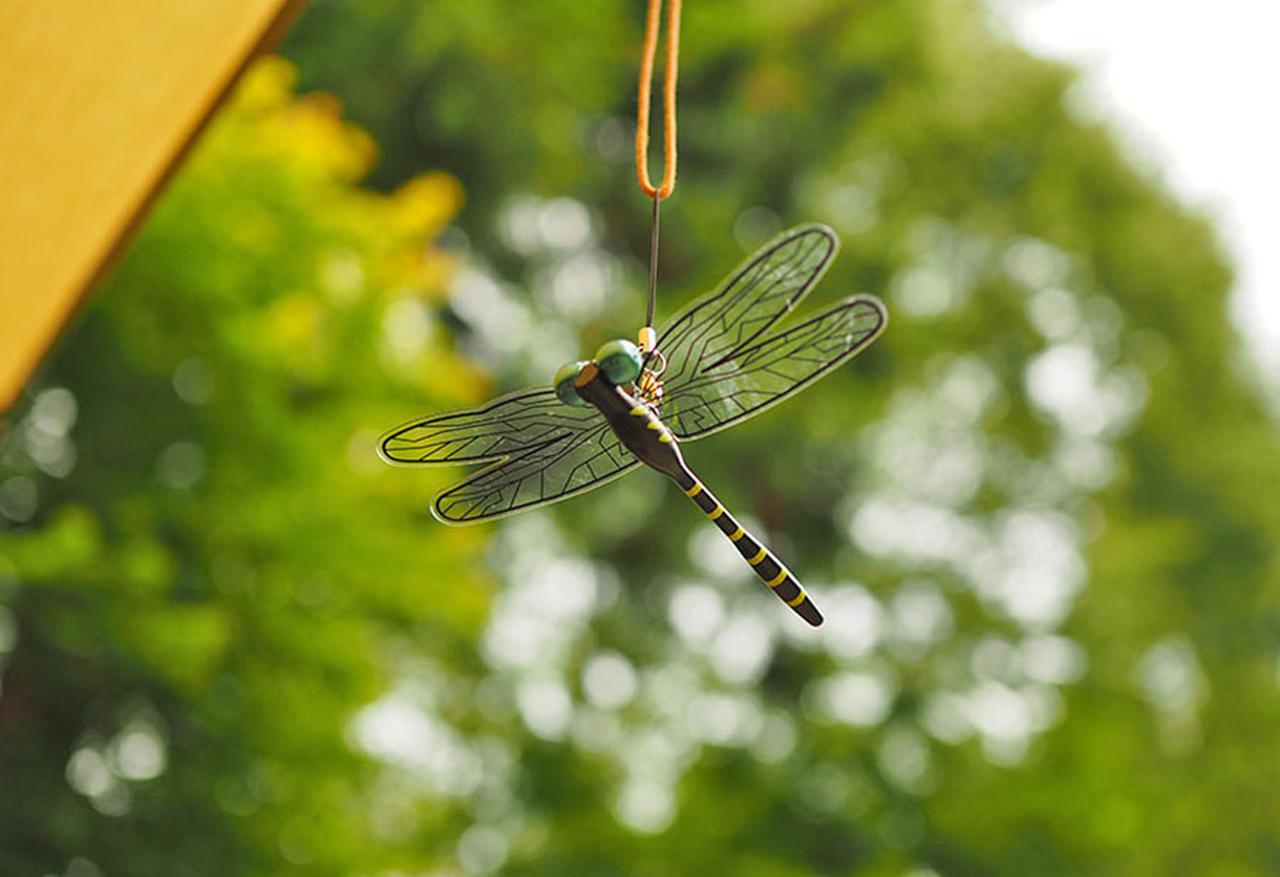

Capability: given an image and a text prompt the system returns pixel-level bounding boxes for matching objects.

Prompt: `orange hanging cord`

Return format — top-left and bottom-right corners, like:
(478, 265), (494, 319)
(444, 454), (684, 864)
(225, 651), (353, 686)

(635, 0), (681, 348)
(635, 0), (681, 201)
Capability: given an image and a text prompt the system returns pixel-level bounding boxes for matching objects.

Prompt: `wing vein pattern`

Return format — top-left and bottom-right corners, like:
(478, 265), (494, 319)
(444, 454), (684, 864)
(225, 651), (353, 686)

(379, 388), (637, 524)
(654, 224), (887, 440)
(377, 223), (887, 523)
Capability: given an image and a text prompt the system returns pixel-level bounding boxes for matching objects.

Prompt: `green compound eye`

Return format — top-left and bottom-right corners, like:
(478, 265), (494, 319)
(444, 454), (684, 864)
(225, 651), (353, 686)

(594, 338), (643, 385)
(553, 360), (592, 407)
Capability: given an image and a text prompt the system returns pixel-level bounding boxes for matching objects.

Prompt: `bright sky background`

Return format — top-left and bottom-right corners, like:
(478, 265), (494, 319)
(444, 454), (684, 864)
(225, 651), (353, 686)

(990, 0), (1280, 377)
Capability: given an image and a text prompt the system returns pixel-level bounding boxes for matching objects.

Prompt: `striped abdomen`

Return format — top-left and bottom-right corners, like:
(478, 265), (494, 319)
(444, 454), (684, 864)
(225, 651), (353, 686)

(673, 468), (823, 627)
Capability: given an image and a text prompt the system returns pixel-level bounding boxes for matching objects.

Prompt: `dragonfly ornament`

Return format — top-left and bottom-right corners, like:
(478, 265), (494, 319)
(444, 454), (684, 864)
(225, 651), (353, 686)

(379, 225), (888, 626)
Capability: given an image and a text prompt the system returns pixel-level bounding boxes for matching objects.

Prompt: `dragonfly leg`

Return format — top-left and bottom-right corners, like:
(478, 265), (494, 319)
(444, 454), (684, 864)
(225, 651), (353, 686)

(672, 466), (823, 627)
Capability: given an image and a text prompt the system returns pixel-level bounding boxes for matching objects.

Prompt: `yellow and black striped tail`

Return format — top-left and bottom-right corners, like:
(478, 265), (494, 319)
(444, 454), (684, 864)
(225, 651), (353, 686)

(673, 468), (823, 627)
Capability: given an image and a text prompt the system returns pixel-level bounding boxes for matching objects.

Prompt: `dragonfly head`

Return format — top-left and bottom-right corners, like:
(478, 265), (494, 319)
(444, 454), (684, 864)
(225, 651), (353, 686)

(553, 360), (593, 407)
(553, 339), (644, 406)
(594, 338), (644, 386)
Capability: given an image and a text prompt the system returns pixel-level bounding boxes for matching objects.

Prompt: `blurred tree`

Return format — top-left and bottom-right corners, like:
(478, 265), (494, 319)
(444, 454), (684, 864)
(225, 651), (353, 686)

(2, 0), (1278, 875)
(0, 58), (483, 874)
(285, 1), (1280, 873)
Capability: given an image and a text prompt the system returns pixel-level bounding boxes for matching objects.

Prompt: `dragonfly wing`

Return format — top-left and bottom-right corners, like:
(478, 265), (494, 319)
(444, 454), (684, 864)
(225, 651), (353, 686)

(380, 387), (639, 524)
(433, 420), (638, 524)
(380, 387), (590, 465)
(651, 224), (840, 387)
(663, 295), (887, 440)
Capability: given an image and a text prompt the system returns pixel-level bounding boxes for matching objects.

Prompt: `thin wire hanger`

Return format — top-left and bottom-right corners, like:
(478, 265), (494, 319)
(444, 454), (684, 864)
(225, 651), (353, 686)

(634, 0), (681, 355)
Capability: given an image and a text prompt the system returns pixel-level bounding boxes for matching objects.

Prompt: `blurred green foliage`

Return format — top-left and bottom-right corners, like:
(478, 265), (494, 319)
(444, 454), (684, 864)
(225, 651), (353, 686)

(3, 1), (1279, 875)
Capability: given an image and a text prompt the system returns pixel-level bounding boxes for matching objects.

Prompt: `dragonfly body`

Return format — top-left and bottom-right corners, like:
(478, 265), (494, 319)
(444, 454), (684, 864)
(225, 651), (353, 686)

(570, 361), (682, 478)
(379, 224), (887, 627)
(573, 361), (824, 625)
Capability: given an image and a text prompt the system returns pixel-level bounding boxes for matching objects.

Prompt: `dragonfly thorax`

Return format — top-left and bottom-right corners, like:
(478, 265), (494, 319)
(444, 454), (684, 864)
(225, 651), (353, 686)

(571, 362), (687, 481)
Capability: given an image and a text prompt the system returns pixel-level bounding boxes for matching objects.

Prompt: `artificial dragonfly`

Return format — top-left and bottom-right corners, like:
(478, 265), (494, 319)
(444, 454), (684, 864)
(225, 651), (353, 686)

(378, 224), (888, 626)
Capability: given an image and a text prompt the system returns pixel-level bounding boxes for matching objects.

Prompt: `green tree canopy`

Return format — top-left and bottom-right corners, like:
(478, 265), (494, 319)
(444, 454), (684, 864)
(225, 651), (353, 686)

(3, 1), (1277, 875)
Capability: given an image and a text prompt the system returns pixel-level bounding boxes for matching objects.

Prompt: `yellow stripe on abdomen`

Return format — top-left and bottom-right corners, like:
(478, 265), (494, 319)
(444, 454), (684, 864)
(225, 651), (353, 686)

(673, 469), (824, 627)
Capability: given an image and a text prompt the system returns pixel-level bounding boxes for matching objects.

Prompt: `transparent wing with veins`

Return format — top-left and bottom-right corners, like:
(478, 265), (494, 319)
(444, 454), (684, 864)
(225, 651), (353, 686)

(652, 224), (887, 439)
(379, 388), (637, 524)
(378, 223), (887, 524)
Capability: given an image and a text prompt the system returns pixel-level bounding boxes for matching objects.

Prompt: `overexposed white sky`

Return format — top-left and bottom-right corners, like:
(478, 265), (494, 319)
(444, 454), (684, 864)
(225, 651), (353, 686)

(991, 0), (1280, 375)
